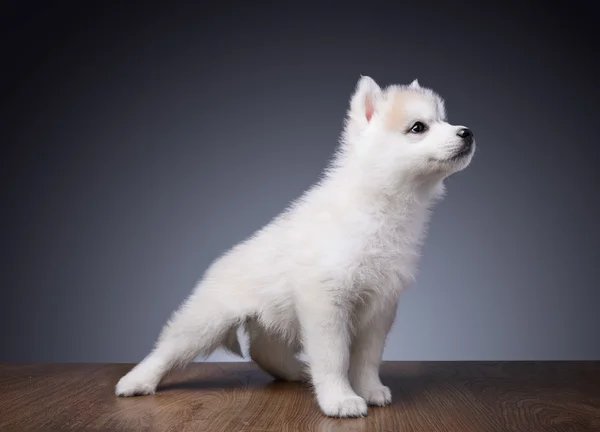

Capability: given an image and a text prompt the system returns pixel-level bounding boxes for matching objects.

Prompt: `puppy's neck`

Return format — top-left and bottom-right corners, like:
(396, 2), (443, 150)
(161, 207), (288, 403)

(323, 159), (443, 216)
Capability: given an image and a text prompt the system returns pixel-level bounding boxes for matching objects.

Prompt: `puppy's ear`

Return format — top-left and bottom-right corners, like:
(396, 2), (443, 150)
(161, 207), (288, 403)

(350, 75), (382, 123)
(409, 79), (421, 89)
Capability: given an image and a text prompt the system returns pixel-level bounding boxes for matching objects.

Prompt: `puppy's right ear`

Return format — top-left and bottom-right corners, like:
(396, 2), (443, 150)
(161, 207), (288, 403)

(349, 75), (382, 124)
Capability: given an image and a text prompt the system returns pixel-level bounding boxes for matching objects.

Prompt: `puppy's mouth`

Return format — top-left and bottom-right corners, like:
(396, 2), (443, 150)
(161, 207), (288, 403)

(448, 143), (474, 162)
(427, 142), (475, 165)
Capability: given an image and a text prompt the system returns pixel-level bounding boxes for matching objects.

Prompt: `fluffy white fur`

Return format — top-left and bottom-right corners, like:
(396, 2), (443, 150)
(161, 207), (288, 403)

(115, 76), (475, 418)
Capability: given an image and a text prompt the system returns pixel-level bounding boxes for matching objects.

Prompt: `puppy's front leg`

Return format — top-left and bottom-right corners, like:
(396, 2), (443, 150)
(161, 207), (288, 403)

(349, 303), (397, 406)
(298, 297), (367, 418)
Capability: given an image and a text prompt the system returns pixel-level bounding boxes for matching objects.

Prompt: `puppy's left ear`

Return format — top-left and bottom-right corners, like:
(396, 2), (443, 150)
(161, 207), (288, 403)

(349, 75), (382, 124)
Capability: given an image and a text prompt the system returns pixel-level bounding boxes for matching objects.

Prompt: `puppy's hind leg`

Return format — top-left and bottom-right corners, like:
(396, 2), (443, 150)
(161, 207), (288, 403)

(247, 322), (306, 382)
(115, 287), (243, 397)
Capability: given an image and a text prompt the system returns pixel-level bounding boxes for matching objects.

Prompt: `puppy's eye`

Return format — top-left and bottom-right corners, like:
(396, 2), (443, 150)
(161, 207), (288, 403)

(410, 122), (427, 134)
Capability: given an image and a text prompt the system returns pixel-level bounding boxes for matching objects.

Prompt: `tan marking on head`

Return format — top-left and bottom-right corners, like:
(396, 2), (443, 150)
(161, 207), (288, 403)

(383, 89), (425, 131)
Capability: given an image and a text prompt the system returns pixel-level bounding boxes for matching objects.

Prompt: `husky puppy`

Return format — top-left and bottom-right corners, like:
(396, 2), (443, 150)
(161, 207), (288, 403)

(115, 76), (475, 418)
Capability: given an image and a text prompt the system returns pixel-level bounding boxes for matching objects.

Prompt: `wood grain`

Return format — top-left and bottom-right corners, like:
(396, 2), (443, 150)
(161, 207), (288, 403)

(0, 362), (598, 431)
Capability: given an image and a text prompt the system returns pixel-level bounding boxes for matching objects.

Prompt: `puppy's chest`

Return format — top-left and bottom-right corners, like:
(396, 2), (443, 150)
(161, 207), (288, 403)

(353, 214), (428, 288)
(363, 226), (420, 269)
(368, 211), (425, 255)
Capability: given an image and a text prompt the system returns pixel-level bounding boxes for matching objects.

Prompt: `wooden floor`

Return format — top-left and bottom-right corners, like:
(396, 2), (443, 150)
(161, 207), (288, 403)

(0, 362), (599, 431)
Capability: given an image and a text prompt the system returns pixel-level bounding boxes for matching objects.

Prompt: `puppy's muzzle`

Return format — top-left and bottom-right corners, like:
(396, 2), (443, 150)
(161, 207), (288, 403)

(457, 127), (474, 148)
(451, 127), (474, 160)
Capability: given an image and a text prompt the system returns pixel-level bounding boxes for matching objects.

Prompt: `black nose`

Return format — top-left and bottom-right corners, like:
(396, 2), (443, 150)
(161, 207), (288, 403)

(457, 128), (472, 139)
(457, 128), (474, 149)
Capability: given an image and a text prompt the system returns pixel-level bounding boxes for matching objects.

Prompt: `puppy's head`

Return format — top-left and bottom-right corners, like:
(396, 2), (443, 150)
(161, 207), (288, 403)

(343, 76), (475, 181)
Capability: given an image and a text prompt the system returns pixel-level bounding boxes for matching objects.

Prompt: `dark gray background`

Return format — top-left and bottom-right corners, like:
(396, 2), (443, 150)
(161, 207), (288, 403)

(2, 1), (598, 363)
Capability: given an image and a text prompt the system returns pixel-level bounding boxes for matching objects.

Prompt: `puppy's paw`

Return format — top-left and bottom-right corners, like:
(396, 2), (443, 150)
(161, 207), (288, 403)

(318, 394), (368, 418)
(115, 372), (156, 397)
(357, 385), (392, 406)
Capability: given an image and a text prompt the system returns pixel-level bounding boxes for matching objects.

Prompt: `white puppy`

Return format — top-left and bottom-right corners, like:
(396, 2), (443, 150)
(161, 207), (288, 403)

(115, 76), (475, 418)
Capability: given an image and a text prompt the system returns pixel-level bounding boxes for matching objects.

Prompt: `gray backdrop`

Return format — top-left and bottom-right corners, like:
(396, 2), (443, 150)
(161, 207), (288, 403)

(2, 1), (599, 363)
